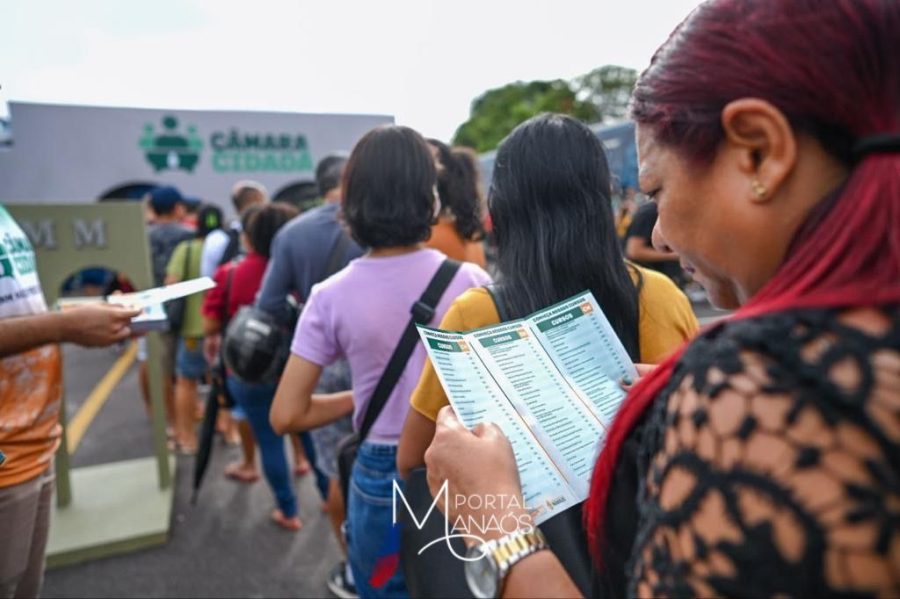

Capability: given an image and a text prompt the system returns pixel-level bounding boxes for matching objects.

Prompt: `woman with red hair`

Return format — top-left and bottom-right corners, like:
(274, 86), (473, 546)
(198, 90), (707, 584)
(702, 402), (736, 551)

(423, 0), (899, 596)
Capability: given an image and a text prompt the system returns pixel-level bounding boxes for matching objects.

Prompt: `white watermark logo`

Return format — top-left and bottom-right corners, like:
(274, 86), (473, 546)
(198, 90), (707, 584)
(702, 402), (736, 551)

(392, 480), (533, 561)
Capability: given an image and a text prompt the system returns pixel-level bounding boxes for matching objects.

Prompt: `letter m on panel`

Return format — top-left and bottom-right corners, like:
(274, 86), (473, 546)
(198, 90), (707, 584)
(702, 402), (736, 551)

(19, 220), (57, 250)
(73, 219), (107, 249)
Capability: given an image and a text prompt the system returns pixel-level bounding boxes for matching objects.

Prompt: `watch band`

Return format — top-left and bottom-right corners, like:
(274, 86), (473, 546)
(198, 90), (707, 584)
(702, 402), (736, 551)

(487, 528), (549, 591)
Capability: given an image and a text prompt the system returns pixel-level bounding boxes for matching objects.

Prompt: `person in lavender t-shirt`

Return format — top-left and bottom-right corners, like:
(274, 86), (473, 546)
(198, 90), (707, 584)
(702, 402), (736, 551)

(271, 125), (491, 598)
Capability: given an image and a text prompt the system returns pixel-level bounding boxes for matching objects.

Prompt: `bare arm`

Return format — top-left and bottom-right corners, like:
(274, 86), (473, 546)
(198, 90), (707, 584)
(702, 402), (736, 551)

(203, 316), (221, 337)
(202, 317), (221, 365)
(0, 303), (142, 358)
(504, 552), (582, 598)
(397, 408), (436, 479)
(270, 354), (354, 434)
(625, 237), (679, 263)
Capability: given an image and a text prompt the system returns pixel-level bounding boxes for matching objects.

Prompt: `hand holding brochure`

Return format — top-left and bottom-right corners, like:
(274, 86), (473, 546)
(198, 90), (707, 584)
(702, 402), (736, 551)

(417, 291), (637, 525)
(58, 277), (215, 333)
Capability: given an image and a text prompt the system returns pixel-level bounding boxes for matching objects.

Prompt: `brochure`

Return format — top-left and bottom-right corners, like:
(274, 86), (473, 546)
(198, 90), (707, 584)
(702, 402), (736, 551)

(417, 291), (637, 525)
(58, 277), (215, 333)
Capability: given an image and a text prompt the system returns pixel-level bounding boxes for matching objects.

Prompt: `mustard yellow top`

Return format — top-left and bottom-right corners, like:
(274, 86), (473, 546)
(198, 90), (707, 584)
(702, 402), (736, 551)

(410, 265), (699, 421)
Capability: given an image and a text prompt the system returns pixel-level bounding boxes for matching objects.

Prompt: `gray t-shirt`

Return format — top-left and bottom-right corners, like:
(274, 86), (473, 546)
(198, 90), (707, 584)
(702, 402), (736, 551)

(148, 222), (193, 287)
(256, 202), (363, 323)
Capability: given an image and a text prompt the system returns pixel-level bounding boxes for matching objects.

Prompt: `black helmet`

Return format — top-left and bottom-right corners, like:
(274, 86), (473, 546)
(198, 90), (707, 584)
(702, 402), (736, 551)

(222, 306), (290, 385)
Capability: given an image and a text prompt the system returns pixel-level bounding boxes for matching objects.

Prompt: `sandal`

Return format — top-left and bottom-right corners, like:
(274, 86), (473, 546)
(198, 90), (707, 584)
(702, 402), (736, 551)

(271, 509), (302, 531)
(224, 463), (260, 483)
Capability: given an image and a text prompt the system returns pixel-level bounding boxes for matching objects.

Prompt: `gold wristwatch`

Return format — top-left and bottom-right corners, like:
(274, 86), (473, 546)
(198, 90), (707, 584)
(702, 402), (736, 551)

(464, 528), (549, 598)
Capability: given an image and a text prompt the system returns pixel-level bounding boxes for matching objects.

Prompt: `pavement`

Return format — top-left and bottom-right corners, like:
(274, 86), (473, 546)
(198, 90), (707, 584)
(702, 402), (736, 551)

(43, 344), (341, 598)
(43, 298), (727, 598)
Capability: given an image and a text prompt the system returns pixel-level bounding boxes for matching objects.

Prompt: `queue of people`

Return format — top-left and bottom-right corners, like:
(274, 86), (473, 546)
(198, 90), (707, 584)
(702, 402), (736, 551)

(0, 0), (897, 597)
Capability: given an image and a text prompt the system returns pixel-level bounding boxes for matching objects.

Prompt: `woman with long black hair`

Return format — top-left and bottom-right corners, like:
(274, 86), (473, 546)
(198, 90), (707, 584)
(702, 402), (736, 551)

(397, 112), (697, 476)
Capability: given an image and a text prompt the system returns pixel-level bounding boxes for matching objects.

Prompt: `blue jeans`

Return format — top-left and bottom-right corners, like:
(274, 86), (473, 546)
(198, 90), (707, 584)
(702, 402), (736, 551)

(346, 443), (408, 599)
(226, 377), (297, 518)
(224, 377), (328, 513)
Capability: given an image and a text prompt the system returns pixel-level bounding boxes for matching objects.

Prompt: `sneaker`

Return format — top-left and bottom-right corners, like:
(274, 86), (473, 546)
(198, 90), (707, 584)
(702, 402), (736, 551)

(326, 562), (358, 599)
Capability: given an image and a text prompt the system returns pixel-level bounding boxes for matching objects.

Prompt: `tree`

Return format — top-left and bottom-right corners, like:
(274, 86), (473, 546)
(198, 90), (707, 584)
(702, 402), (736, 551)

(452, 80), (598, 153)
(572, 65), (638, 122)
(451, 65), (638, 153)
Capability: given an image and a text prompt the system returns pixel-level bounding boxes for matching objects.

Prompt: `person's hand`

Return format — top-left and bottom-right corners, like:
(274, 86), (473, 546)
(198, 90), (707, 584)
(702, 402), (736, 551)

(204, 334), (221, 365)
(59, 303), (142, 347)
(620, 363), (656, 391)
(424, 406), (527, 544)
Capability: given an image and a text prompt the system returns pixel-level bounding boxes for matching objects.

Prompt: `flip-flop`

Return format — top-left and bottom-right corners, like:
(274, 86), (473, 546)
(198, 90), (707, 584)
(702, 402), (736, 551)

(224, 464), (260, 483)
(271, 509), (302, 531)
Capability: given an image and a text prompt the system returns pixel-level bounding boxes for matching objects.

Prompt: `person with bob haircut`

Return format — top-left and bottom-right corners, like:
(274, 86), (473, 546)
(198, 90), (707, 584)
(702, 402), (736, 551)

(270, 125), (491, 597)
(423, 0), (900, 597)
(397, 113), (698, 593)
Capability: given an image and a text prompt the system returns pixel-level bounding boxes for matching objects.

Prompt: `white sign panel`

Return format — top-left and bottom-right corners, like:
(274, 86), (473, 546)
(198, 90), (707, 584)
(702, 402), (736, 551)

(0, 102), (393, 214)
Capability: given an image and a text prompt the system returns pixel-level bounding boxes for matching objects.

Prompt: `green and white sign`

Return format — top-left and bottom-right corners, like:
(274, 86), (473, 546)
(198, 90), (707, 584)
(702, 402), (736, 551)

(0, 102), (393, 215)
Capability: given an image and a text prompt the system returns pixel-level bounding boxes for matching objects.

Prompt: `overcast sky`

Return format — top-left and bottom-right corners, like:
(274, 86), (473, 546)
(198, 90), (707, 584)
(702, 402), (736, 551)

(1, 0), (702, 142)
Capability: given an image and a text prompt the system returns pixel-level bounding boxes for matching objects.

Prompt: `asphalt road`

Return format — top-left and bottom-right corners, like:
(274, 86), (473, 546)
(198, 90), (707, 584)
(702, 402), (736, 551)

(44, 299), (728, 598)
(44, 345), (341, 598)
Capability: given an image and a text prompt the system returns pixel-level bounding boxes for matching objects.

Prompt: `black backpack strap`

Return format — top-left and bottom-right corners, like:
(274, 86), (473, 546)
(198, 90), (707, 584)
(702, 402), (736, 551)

(484, 283), (510, 322)
(324, 231), (351, 279)
(358, 259), (462, 441)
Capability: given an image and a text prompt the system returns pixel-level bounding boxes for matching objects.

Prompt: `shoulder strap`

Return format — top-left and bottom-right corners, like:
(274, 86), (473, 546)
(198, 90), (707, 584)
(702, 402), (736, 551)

(323, 231), (351, 279)
(484, 283), (510, 322)
(358, 259), (462, 441)
(182, 239), (193, 279)
(220, 261), (238, 327)
(219, 229), (242, 267)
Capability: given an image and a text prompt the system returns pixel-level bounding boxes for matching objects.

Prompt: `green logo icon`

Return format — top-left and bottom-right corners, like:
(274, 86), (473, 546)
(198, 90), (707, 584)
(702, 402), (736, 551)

(140, 116), (203, 173)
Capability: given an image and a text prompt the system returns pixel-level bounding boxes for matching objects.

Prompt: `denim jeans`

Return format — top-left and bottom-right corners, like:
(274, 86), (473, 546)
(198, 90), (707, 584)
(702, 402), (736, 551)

(346, 442), (408, 599)
(226, 377), (297, 518)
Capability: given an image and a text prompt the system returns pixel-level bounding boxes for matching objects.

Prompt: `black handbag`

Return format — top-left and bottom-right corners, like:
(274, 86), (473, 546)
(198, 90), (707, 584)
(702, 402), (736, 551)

(336, 259), (462, 505)
(400, 284), (594, 598)
(165, 240), (193, 333)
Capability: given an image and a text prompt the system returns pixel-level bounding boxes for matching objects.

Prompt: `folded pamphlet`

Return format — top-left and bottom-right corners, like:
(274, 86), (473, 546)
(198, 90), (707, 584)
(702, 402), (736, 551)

(418, 291), (637, 525)
(58, 277), (215, 333)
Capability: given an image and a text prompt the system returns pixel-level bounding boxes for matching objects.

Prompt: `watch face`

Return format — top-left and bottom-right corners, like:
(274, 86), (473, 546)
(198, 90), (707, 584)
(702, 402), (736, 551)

(465, 544), (499, 599)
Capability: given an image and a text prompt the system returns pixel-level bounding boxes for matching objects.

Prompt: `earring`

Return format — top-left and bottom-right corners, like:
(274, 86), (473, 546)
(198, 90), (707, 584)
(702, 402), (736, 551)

(751, 179), (768, 199)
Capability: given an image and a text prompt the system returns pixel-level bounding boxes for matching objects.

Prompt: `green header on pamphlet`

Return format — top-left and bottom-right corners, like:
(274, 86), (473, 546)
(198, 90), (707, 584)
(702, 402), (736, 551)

(535, 306), (586, 333)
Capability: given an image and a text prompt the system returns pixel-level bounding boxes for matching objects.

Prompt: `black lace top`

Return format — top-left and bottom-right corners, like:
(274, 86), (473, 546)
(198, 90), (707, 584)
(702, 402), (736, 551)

(603, 306), (900, 597)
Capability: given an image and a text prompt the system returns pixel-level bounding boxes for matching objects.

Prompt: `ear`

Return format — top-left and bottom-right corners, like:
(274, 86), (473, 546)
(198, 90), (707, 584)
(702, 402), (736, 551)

(720, 99), (797, 203)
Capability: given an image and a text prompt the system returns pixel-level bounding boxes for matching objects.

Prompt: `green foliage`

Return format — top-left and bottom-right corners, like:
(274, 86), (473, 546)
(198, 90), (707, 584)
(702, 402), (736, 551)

(572, 65), (638, 121)
(452, 80), (598, 153)
(452, 65), (638, 153)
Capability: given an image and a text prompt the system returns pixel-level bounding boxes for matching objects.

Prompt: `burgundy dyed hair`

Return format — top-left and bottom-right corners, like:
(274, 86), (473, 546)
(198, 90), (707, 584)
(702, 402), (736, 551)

(587, 0), (900, 564)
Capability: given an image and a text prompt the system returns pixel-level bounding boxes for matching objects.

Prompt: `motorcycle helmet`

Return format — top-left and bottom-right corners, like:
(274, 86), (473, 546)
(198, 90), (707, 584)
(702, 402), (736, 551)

(222, 306), (290, 385)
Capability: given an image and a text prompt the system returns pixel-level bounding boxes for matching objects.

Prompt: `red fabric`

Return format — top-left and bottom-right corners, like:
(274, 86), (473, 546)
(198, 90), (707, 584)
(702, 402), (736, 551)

(585, 155), (900, 564)
(202, 253), (269, 321)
